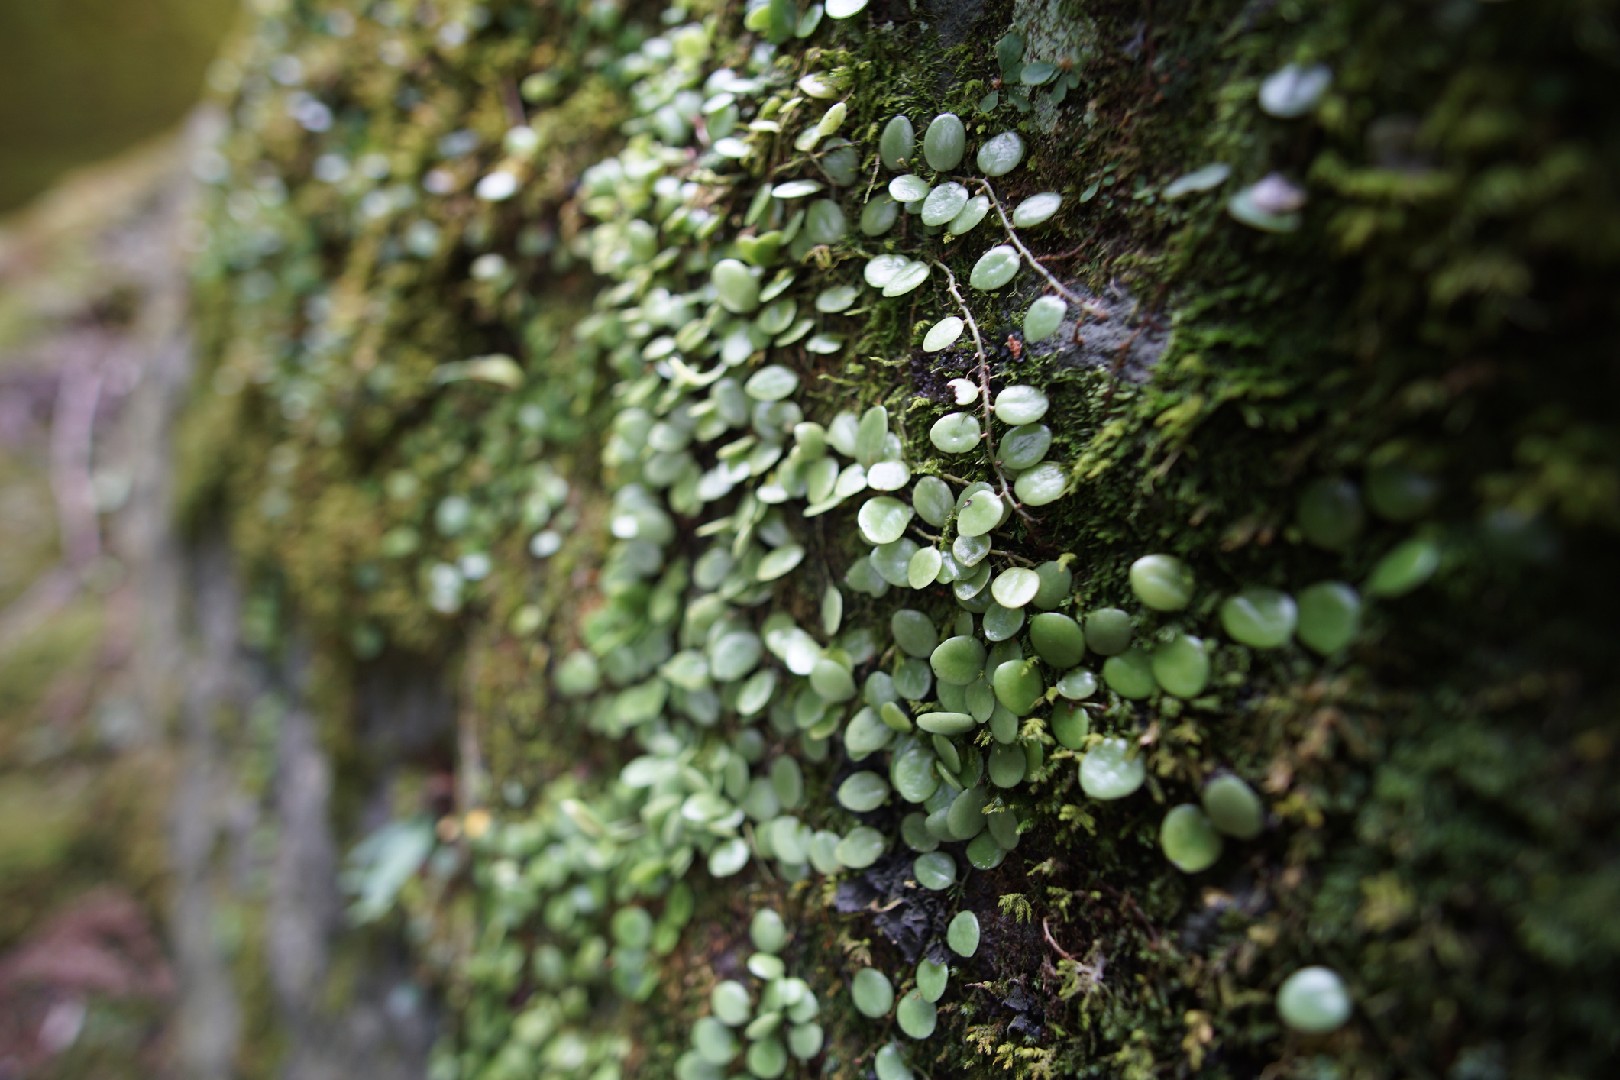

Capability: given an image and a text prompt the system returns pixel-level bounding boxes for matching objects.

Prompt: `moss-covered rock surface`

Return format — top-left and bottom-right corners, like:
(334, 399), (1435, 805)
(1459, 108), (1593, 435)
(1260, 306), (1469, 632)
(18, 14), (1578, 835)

(182, 0), (1620, 1077)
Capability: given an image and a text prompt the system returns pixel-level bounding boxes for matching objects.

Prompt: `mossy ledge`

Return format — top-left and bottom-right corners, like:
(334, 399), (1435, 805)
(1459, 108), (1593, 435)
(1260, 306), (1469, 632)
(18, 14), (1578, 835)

(182, 0), (1620, 1077)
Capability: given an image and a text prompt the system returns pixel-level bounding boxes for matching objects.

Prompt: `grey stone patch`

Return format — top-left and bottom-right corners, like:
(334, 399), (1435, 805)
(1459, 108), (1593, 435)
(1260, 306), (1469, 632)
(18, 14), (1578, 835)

(1023, 279), (1169, 382)
(1009, 0), (1100, 134)
(925, 0), (987, 47)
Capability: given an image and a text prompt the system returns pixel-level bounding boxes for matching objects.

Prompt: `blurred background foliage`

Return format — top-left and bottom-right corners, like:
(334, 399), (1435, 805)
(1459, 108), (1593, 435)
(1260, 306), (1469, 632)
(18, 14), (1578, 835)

(0, 0), (237, 212)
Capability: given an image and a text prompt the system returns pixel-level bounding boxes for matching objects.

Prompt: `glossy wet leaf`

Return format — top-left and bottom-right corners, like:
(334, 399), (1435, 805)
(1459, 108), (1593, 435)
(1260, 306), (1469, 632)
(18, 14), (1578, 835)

(1023, 296), (1065, 342)
(858, 495), (913, 545)
(947, 911), (980, 956)
(708, 837), (750, 877)
(888, 173), (930, 203)
(851, 968), (894, 1017)
(883, 260), (931, 296)
(1012, 191), (1062, 227)
(957, 490), (1004, 537)
(970, 245), (1020, 290)
(923, 316), (965, 352)
(880, 115), (914, 170)
(816, 284), (858, 312)
(772, 179), (822, 199)
(929, 411), (981, 454)
(992, 384), (1048, 425)
(1129, 554), (1194, 611)
(1277, 966), (1352, 1034)
(981, 601), (1024, 642)
(869, 460), (911, 492)
(1162, 162), (1231, 200)
(987, 567), (1037, 609)
(917, 959), (948, 1002)
(1365, 537), (1440, 597)
(1079, 737), (1146, 800)
(922, 113), (966, 171)
(864, 253), (910, 289)
(1296, 581), (1361, 655)
(1160, 804), (1223, 873)
(976, 132), (1025, 176)
(1202, 773), (1264, 839)
(1219, 587), (1297, 649)
(914, 851), (956, 889)
(921, 181), (969, 226)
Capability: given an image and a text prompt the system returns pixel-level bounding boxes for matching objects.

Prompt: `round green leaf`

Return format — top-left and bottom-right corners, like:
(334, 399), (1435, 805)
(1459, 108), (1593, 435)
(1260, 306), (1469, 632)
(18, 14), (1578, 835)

(891, 609), (940, 657)
(916, 711), (975, 735)
(1023, 296), (1066, 342)
(1296, 581), (1361, 655)
(922, 113), (966, 171)
(1079, 737), (1145, 800)
(1202, 773), (1265, 840)
(916, 959), (948, 1003)
(869, 460), (911, 492)
(1083, 608), (1133, 655)
(1028, 613), (1085, 668)
(990, 567), (1040, 608)
(991, 659), (1044, 715)
(957, 490), (1004, 537)
(709, 837), (750, 877)
(712, 258), (760, 313)
(816, 284), (858, 312)
(930, 635), (986, 685)
(1277, 966), (1353, 1035)
(948, 195), (991, 235)
(946, 911), (980, 957)
(1219, 587), (1297, 649)
(858, 495), (913, 545)
(993, 384), (1049, 425)
(1258, 62), (1332, 119)
(1103, 647), (1156, 699)
(970, 245), (1021, 290)
(880, 115), (915, 169)
(921, 181), (969, 226)
(852, 968), (895, 1017)
(1013, 461), (1067, 506)
(1129, 554), (1194, 611)
(1151, 632), (1209, 698)
(1056, 668), (1096, 701)
(1049, 701), (1089, 748)
(896, 991), (937, 1039)
(712, 980), (752, 1026)
(883, 260), (931, 297)
(923, 316), (965, 352)
(751, 908), (788, 952)
(805, 199), (848, 244)
(861, 194), (901, 235)
(748, 1037), (787, 1079)
(976, 132), (1025, 176)
(929, 411), (981, 453)
(891, 739), (940, 803)
(914, 851), (956, 890)
(836, 826), (887, 868)
(888, 174), (931, 203)
(1011, 192), (1062, 227)
(864, 253), (911, 289)
(907, 546), (944, 589)
(874, 1043), (914, 1080)
(788, 1022), (823, 1060)
(988, 743), (1027, 787)
(1160, 804), (1223, 873)
(981, 601), (1025, 642)
(997, 424), (1051, 470)
(839, 771), (891, 812)
(758, 544), (805, 581)
(912, 475), (955, 526)
(1365, 537), (1440, 597)
(693, 1016), (737, 1064)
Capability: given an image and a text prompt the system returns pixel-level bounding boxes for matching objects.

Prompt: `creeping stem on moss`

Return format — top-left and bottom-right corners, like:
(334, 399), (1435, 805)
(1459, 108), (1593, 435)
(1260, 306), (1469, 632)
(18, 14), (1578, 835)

(934, 260), (1036, 526)
(977, 179), (1085, 307)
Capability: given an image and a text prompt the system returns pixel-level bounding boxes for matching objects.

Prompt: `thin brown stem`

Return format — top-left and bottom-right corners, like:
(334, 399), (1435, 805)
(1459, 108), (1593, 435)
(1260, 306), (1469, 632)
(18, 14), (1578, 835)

(977, 179), (1085, 306)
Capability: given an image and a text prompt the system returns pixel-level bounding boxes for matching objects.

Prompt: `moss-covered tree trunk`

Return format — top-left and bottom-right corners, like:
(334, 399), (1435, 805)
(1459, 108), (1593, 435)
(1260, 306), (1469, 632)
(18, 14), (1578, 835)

(175, 0), (1620, 1077)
